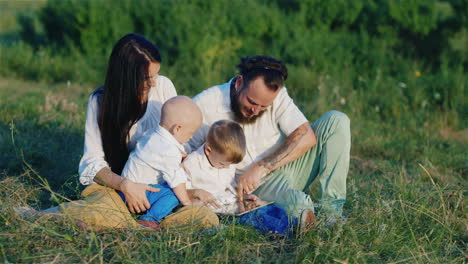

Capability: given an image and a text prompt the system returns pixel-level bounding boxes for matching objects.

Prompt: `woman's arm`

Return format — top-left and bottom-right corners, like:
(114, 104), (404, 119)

(94, 167), (160, 214)
(78, 93), (109, 185)
(80, 94), (159, 214)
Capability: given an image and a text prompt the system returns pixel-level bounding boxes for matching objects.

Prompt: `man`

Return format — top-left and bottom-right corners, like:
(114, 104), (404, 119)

(189, 55), (351, 222)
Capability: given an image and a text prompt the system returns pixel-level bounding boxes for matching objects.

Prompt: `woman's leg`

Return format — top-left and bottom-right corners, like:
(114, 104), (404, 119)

(59, 184), (140, 229)
(44, 184), (218, 231)
(160, 206), (219, 231)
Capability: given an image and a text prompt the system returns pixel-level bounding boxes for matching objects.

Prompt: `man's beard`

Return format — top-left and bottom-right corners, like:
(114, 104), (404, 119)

(230, 85), (266, 124)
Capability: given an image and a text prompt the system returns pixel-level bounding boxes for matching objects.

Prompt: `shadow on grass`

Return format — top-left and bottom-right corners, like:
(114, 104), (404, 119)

(0, 118), (83, 208)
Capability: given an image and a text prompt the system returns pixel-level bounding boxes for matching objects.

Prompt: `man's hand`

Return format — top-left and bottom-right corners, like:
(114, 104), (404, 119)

(237, 163), (269, 212)
(242, 193), (259, 210)
(120, 179), (160, 214)
(190, 189), (221, 208)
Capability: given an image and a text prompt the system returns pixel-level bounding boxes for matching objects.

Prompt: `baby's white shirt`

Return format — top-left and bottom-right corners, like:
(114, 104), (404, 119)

(122, 125), (187, 188)
(183, 145), (240, 214)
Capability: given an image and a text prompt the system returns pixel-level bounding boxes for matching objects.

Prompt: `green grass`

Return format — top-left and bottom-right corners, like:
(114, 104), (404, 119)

(0, 78), (465, 263)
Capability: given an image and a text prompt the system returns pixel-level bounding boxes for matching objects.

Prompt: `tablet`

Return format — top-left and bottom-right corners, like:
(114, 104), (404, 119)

(234, 200), (274, 216)
(217, 200), (274, 216)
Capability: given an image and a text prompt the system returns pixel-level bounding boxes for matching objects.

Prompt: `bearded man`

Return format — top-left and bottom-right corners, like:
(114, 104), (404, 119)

(188, 55), (351, 223)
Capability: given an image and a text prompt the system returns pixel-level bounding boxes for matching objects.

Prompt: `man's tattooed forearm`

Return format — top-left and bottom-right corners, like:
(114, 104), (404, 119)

(258, 124), (308, 171)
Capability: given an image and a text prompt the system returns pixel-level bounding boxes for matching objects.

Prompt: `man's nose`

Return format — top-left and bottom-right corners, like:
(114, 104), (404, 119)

(251, 106), (261, 115)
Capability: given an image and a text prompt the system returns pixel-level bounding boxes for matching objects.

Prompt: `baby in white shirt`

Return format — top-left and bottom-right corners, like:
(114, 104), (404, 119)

(183, 120), (259, 215)
(183, 120), (315, 235)
(120, 96), (203, 229)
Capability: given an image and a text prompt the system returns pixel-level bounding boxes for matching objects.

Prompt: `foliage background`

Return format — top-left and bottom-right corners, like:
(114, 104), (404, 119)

(1, 0), (466, 121)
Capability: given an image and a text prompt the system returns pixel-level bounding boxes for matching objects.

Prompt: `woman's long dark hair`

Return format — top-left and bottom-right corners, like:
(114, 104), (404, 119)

(98, 33), (161, 174)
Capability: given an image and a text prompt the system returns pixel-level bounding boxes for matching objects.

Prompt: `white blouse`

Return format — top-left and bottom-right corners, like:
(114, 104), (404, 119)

(78, 75), (177, 185)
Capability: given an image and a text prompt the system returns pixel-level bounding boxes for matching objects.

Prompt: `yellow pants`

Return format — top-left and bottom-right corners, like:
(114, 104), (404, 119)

(59, 184), (219, 231)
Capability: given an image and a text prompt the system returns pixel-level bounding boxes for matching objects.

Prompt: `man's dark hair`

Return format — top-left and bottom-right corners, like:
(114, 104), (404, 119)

(236, 55), (288, 91)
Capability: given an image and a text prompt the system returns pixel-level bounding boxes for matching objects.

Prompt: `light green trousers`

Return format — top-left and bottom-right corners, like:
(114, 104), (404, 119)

(253, 111), (351, 218)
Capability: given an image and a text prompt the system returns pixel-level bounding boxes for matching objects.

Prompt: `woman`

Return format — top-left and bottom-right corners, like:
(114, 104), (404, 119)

(56, 34), (218, 230)
(79, 33), (174, 214)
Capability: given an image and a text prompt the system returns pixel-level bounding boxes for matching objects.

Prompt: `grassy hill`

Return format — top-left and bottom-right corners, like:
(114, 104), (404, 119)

(0, 0), (465, 263)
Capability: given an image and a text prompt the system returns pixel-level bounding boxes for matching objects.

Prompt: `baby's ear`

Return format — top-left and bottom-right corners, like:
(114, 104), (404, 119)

(205, 144), (212, 155)
(171, 124), (182, 134)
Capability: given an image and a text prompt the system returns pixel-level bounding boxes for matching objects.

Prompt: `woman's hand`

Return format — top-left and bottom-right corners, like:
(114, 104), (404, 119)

(189, 189), (220, 208)
(93, 168), (160, 214)
(120, 179), (160, 214)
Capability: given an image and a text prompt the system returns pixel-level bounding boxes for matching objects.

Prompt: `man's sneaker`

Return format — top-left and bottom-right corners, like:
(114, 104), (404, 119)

(137, 219), (161, 231)
(299, 208), (316, 233)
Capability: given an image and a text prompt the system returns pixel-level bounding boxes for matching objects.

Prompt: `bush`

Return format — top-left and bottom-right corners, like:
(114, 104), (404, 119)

(0, 0), (466, 126)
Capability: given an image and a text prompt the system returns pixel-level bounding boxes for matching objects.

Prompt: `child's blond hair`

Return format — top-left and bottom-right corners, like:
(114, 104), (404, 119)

(206, 120), (246, 164)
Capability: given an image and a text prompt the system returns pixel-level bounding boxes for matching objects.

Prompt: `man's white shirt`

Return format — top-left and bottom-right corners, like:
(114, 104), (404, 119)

(189, 77), (308, 175)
